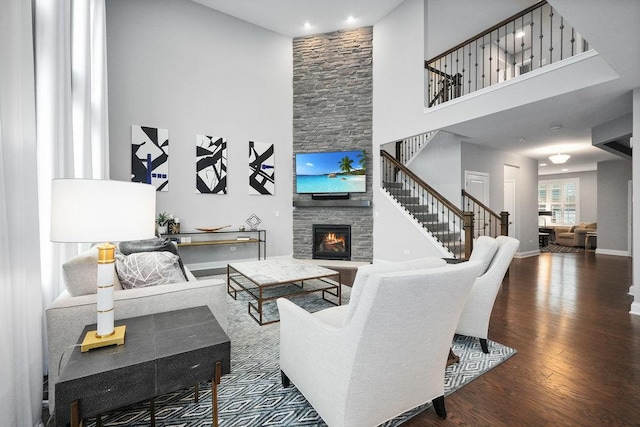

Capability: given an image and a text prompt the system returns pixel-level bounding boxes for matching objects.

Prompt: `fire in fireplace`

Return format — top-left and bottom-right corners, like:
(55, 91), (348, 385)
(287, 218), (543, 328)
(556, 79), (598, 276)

(313, 224), (351, 261)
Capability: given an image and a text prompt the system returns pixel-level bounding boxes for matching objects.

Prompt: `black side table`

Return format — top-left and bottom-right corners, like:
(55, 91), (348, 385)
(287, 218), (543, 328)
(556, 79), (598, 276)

(55, 306), (230, 426)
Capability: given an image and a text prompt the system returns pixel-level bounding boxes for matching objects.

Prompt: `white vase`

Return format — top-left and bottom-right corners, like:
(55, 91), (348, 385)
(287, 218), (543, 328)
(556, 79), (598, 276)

(157, 225), (167, 235)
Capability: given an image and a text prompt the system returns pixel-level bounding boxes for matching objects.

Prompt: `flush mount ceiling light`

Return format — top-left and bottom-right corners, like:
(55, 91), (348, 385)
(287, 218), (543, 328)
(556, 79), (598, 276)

(549, 153), (571, 164)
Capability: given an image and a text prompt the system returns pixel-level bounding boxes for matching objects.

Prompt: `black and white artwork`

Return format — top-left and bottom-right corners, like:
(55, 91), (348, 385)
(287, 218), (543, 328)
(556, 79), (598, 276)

(248, 141), (275, 195)
(196, 135), (227, 194)
(131, 125), (169, 191)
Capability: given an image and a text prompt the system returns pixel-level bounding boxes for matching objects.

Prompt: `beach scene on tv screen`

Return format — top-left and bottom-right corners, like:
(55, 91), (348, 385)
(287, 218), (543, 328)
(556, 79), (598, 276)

(296, 150), (366, 193)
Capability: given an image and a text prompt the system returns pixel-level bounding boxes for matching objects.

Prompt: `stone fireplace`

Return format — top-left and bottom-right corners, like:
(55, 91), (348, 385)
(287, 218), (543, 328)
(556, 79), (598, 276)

(313, 224), (351, 260)
(292, 27), (373, 263)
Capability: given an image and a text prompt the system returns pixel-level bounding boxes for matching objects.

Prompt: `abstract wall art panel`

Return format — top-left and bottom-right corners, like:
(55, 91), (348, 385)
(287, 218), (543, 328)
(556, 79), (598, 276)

(131, 125), (169, 191)
(196, 135), (228, 194)
(248, 141), (275, 195)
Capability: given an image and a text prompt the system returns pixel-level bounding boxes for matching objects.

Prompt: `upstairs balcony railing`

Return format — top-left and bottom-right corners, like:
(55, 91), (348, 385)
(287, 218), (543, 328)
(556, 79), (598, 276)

(426, 0), (590, 107)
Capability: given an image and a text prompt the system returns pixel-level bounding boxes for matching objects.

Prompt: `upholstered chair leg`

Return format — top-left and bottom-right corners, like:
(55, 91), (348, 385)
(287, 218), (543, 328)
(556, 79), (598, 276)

(432, 395), (447, 419)
(480, 338), (489, 353)
(281, 370), (291, 388)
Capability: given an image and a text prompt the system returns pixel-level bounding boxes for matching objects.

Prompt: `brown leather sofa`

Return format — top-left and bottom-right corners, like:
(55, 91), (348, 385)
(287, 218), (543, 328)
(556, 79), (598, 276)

(555, 222), (597, 247)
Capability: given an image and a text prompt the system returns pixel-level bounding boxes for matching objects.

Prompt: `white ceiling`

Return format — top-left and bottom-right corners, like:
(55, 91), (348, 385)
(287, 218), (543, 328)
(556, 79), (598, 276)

(192, 0), (638, 176)
(192, 0), (405, 38)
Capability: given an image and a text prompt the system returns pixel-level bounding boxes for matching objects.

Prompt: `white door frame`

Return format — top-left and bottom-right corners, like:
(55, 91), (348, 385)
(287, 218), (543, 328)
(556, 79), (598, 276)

(504, 179), (516, 238)
(464, 171), (490, 205)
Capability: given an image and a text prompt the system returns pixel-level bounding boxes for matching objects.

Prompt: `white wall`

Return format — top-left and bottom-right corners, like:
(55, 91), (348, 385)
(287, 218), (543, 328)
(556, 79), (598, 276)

(596, 160), (632, 254)
(461, 142), (538, 255)
(373, 0), (433, 262)
(408, 131), (462, 205)
(631, 88), (640, 316)
(106, 0), (293, 268)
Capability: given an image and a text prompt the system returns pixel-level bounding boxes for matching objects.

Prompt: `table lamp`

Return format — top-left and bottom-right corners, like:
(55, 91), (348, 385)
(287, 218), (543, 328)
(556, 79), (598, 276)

(50, 179), (156, 351)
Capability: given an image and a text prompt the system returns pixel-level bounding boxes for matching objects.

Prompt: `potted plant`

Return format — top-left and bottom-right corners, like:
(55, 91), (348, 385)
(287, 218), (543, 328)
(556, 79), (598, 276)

(156, 212), (170, 234)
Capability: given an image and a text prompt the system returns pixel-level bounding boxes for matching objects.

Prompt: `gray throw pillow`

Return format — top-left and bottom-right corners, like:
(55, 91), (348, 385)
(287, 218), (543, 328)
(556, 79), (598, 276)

(115, 251), (186, 289)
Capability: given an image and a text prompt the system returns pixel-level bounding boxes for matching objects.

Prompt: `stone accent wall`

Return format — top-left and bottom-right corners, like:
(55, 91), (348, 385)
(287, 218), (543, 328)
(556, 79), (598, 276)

(292, 27), (373, 262)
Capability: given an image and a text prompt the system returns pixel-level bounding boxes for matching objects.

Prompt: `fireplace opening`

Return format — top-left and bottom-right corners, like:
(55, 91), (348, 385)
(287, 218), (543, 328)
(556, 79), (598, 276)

(313, 224), (351, 261)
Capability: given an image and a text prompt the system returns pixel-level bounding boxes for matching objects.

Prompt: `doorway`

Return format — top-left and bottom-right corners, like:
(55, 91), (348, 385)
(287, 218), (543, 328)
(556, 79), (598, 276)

(465, 171), (489, 205)
(504, 165), (519, 238)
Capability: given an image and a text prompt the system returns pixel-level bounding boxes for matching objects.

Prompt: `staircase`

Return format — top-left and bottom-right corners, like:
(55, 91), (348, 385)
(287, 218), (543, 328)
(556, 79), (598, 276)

(381, 133), (509, 259)
(381, 154), (469, 258)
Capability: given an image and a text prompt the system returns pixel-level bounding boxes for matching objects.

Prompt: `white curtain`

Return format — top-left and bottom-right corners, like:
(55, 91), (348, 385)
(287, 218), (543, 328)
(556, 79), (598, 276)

(0, 0), (45, 425)
(36, 0), (110, 307)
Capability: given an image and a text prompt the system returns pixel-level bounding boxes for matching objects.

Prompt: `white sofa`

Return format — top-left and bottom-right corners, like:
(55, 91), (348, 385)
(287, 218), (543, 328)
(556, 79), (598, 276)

(45, 249), (227, 412)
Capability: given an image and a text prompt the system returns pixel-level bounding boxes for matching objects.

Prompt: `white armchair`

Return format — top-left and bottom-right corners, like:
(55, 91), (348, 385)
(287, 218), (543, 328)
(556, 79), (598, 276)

(277, 261), (483, 426)
(456, 235), (519, 353)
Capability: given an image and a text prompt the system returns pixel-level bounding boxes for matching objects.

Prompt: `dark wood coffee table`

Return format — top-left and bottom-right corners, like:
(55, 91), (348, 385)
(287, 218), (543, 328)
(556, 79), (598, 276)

(55, 306), (230, 426)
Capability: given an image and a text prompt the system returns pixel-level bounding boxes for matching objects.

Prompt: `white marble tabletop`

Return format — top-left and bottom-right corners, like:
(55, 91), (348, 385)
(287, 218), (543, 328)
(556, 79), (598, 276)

(228, 258), (338, 285)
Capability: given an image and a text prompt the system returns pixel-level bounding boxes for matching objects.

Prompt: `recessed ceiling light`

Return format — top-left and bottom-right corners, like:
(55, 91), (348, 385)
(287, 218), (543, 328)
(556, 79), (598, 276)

(516, 30), (526, 38)
(304, 22), (311, 29)
(539, 163), (547, 167)
(561, 168), (569, 172)
(549, 125), (562, 132)
(347, 16), (356, 23)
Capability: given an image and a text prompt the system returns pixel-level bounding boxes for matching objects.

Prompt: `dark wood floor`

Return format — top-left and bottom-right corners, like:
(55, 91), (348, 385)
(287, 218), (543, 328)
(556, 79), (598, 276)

(403, 252), (639, 426)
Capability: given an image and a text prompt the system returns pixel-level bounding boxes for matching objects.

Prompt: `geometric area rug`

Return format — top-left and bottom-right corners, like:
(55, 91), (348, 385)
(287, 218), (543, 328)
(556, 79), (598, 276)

(81, 283), (516, 426)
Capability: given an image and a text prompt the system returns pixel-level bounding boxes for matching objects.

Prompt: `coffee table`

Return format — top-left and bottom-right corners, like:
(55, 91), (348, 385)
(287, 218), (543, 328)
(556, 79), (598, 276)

(227, 258), (342, 325)
(55, 306), (230, 427)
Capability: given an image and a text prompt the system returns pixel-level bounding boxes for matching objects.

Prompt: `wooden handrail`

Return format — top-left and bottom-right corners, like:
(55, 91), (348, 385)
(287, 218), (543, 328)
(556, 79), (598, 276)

(426, 0), (547, 64)
(461, 189), (502, 219)
(382, 151), (464, 217)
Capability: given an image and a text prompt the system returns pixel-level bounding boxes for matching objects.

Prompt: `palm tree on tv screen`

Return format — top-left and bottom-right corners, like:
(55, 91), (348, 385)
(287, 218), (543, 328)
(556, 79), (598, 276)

(339, 156), (353, 174)
(358, 150), (365, 171)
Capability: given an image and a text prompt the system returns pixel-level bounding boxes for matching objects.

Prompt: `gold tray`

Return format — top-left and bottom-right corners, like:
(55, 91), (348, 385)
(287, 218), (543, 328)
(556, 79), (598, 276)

(195, 225), (231, 233)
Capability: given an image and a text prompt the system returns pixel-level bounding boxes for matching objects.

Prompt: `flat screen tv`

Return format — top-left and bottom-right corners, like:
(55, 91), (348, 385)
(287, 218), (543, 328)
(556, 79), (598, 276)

(295, 150), (366, 194)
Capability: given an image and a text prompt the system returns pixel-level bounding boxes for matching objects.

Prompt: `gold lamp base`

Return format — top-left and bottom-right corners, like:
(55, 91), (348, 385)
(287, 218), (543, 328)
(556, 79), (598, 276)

(81, 325), (127, 352)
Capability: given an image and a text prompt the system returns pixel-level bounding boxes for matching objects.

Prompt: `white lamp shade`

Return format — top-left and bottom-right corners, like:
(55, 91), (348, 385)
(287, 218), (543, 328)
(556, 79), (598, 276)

(51, 179), (156, 243)
(548, 153), (571, 164)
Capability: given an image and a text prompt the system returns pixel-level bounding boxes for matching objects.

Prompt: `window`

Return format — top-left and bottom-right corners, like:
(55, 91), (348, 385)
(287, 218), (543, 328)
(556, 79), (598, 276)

(538, 178), (579, 225)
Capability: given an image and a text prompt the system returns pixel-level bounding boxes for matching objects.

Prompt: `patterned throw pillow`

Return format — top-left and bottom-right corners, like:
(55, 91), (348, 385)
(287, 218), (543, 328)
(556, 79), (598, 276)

(118, 237), (187, 278)
(115, 251), (186, 289)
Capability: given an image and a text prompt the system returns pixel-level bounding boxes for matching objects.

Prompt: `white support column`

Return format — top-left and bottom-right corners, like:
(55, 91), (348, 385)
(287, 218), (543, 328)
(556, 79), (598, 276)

(631, 88), (640, 315)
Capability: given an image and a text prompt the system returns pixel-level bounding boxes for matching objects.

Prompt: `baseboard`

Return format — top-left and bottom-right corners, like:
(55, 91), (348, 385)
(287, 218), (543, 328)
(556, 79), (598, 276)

(630, 301), (640, 316)
(515, 249), (540, 258)
(595, 248), (630, 257)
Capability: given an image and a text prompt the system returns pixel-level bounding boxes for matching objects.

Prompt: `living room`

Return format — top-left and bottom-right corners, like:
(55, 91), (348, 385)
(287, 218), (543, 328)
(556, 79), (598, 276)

(2, 0), (639, 425)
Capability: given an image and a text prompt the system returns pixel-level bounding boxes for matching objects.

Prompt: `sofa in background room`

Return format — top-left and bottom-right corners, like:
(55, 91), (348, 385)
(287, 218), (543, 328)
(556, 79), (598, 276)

(555, 222), (597, 247)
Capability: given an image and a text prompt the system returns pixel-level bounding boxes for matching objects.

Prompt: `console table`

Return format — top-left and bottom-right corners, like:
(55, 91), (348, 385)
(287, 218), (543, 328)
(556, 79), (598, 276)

(166, 229), (266, 262)
(55, 306), (230, 426)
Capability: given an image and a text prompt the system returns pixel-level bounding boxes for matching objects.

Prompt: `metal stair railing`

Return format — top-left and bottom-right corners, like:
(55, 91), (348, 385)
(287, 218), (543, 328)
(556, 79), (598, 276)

(461, 189), (510, 238)
(393, 131), (437, 165)
(381, 150), (474, 259)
